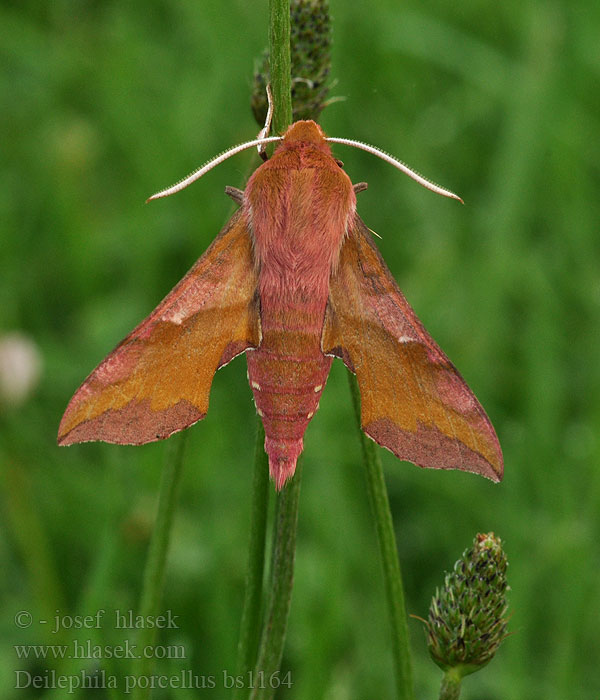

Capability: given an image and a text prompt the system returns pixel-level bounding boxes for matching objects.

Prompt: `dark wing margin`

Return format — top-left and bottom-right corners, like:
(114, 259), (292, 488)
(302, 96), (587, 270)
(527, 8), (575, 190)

(58, 210), (260, 446)
(322, 216), (503, 481)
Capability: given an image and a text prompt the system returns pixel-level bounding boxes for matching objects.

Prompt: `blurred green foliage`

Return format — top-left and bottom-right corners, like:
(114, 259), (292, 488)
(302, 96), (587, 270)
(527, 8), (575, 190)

(1, 1), (599, 698)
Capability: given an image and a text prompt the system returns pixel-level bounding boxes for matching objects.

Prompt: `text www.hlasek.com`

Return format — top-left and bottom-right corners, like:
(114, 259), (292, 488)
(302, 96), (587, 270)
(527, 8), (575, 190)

(14, 639), (185, 660)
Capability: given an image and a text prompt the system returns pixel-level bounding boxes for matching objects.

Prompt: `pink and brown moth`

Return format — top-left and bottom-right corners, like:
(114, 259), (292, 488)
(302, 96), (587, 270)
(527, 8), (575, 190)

(58, 119), (503, 489)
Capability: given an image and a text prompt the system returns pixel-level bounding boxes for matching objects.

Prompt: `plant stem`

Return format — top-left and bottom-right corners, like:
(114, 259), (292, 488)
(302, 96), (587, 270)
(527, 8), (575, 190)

(251, 462), (302, 700)
(233, 419), (270, 700)
(131, 432), (187, 700)
(347, 372), (415, 700)
(439, 669), (462, 700)
(269, 0), (292, 134)
(240, 6), (296, 697)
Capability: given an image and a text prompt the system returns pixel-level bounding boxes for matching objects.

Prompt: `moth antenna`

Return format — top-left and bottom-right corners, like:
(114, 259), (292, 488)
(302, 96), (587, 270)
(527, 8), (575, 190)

(147, 136), (282, 201)
(256, 83), (274, 160)
(327, 137), (463, 203)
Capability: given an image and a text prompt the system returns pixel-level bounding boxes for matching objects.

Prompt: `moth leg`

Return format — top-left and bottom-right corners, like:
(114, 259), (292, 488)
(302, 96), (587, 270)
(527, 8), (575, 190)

(353, 182), (368, 194)
(256, 83), (274, 161)
(225, 186), (244, 205)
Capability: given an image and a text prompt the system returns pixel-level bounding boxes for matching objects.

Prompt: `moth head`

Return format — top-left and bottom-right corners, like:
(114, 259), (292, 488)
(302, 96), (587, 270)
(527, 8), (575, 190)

(282, 120), (327, 148)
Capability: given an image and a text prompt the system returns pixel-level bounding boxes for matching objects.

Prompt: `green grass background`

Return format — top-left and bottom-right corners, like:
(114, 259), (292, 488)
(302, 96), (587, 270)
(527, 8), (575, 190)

(2, 1), (599, 698)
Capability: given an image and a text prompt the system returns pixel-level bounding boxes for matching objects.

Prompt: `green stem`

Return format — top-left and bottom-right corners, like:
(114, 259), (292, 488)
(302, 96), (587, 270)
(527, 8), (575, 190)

(269, 0), (292, 134)
(347, 372), (415, 700)
(233, 419), (270, 700)
(241, 6), (296, 696)
(2, 457), (66, 637)
(439, 669), (462, 700)
(236, 4), (292, 691)
(130, 432), (187, 700)
(251, 462), (302, 700)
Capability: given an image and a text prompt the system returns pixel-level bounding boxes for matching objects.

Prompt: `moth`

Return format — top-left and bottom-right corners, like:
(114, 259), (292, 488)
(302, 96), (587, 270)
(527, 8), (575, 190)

(58, 119), (503, 489)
